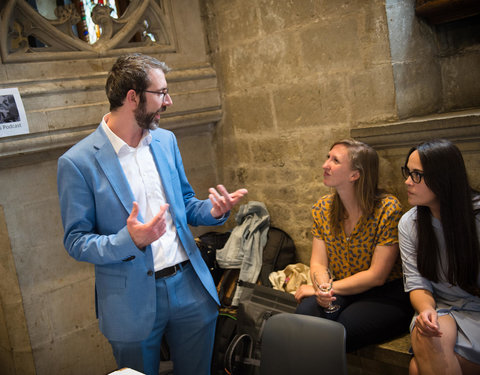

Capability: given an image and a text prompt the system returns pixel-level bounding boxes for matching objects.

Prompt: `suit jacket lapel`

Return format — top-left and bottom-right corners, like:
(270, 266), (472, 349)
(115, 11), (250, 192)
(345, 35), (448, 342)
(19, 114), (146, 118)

(149, 138), (176, 208)
(93, 127), (138, 219)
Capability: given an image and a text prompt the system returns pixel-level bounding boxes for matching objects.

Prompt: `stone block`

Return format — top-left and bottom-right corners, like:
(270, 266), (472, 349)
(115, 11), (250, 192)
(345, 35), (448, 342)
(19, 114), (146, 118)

(17, 242), (90, 299)
(3, 301), (31, 351)
(221, 137), (253, 165)
(220, 33), (301, 92)
(349, 65), (396, 124)
(214, 2), (262, 47)
(386, 0), (437, 63)
(33, 323), (115, 375)
(169, 89), (221, 115)
(184, 165), (218, 197)
(23, 110), (49, 133)
(0, 66), (6, 82)
(21, 197), (64, 249)
(172, 76), (219, 93)
(21, 294), (53, 349)
(0, 344), (15, 375)
(248, 137), (289, 166)
(392, 60), (442, 119)
(4, 59), (107, 82)
(12, 349), (36, 375)
(359, 7), (393, 68)
(47, 278), (96, 339)
(171, 0), (207, 58)
(178, 132), (216, 169)
(224, 92), (275, 134)
(442, 54), (480, 110)
(300, 16), (363, 73)
(273, 79), (349, 129)
(44, 102), (109, 131)
(0, 214), (22, 306)
(23, 89), (106, 112)
(257, 0), (322, 35)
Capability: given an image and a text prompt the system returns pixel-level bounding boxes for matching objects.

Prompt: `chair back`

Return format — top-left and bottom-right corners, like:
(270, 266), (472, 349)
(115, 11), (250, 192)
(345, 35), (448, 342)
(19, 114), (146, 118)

(260, 313), (347, 375)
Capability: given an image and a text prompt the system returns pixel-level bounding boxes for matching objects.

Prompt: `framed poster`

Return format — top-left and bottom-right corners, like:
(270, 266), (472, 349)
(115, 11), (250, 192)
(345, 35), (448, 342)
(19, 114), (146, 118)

(0, 88), (29, 138)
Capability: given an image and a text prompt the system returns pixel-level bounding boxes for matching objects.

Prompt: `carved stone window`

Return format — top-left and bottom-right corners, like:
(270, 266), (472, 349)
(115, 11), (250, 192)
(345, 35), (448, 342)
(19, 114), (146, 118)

(0, 0), (176, 63)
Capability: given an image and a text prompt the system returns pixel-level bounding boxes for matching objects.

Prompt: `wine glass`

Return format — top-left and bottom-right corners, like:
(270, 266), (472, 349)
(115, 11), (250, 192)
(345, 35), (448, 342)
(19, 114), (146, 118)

(313, 269), (340, 313)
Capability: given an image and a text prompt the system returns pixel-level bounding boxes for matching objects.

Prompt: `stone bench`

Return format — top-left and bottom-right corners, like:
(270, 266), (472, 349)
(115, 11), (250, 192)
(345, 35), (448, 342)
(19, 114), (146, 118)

(347, 333), (411, 375)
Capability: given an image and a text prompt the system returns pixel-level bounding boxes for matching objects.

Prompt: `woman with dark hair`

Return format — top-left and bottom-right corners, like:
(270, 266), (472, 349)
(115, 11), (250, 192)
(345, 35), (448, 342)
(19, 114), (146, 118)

(295, 139), (412, 351)
(399, 139), (480, 375)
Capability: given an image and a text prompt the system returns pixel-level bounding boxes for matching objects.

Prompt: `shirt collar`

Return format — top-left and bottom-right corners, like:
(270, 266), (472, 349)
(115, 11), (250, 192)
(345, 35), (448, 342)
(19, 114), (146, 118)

(101, 113), (152, 155)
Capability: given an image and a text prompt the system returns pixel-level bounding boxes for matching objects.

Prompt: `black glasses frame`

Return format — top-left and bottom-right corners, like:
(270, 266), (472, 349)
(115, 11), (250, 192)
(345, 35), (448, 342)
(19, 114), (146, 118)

(144, 88), (169, 102)
(401, 166), (424, 184)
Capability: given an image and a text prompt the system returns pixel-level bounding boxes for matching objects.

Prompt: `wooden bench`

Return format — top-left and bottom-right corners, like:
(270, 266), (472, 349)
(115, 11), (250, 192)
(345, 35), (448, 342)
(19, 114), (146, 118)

(347, 333), (411, 375)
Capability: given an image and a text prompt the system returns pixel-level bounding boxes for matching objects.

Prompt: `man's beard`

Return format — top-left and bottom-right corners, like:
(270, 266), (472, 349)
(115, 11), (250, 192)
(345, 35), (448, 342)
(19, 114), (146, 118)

(134, 101), (165, 130)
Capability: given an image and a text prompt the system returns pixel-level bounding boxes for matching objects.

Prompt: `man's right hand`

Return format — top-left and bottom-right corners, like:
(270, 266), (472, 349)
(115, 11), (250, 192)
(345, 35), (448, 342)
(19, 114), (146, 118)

(127, 202), (169, 249)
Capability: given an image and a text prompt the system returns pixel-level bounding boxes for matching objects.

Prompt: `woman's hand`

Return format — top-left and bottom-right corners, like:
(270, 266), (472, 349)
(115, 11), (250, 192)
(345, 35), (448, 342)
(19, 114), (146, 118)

(409, 289), (441, 337)
(414, 308), (442, 337)
(315, 288), (336, 309)
(294, 284), (315, 303)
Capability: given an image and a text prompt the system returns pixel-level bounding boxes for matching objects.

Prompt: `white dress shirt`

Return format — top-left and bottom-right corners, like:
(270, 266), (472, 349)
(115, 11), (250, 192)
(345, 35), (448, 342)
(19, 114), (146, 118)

(102, 114), (188, 271)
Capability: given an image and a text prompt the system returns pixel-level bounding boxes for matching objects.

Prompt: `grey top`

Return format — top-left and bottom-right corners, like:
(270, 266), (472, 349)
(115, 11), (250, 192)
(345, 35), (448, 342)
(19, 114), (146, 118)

(399, 206), (480, 364)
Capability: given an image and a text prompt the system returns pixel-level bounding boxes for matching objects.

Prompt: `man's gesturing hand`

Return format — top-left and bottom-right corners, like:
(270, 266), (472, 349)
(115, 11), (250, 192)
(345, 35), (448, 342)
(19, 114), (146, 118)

(127, 202), (169, 249)
(209, 184), (248, 219)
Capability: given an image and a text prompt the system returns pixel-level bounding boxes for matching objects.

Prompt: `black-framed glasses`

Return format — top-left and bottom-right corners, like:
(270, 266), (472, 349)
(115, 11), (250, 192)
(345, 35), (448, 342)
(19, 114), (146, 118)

(144, 88), (169, 102)
(401, 166), (424, 184)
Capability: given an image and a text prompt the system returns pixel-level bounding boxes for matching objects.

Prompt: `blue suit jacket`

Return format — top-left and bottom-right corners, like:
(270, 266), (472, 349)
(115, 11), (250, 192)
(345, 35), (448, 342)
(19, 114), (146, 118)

(57, 124), (224, 342)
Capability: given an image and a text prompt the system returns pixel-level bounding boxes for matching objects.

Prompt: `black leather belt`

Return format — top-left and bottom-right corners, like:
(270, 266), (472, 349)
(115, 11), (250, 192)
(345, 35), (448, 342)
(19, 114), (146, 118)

(155, 260), (189, 279)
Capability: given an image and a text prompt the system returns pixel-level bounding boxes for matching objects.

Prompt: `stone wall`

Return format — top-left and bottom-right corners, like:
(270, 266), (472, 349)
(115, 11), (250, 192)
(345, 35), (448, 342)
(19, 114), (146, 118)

(0, 0), (222, 373)
(386, 0), (480, 119)
(201, 0), (480, 263)
(202, 0), (402, 263)
(0, 0), (479, 374)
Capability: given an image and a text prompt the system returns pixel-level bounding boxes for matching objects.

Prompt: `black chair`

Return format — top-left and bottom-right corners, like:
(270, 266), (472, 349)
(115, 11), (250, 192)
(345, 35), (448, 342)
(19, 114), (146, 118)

(260, 313), (347, 375)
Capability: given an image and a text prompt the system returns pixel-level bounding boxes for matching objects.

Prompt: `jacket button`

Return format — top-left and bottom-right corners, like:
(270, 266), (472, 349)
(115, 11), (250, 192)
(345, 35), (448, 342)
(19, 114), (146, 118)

(147, 270), (154, 276)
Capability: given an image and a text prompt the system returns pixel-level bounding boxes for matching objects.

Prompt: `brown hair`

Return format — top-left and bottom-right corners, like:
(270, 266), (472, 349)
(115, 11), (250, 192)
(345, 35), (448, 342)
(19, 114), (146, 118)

(330, 139), (385, 233)
(105, 53), (170, 111)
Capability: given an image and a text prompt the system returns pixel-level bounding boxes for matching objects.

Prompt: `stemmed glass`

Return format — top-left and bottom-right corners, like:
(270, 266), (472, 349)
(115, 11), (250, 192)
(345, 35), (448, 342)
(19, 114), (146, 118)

(313, 269), (340, 313)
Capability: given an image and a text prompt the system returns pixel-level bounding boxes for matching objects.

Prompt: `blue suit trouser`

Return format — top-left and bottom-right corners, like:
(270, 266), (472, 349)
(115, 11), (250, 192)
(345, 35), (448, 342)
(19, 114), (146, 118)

(109, 261), (218, 375)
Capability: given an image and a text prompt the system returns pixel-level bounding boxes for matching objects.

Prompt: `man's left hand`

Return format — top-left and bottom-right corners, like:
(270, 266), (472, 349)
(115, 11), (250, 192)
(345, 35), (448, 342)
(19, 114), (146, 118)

(209, 184), (248, 219)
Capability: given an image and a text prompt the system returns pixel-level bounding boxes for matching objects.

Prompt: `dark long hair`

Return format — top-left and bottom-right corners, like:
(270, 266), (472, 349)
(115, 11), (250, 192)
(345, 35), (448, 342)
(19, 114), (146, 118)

(330, 139), (385, 233)
(404, 139), (479, 295)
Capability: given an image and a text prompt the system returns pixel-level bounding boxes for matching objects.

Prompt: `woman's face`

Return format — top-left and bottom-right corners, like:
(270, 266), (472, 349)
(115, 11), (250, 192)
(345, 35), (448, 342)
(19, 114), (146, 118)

(322, 144), (359, 189)
(405, 150), (439, 213)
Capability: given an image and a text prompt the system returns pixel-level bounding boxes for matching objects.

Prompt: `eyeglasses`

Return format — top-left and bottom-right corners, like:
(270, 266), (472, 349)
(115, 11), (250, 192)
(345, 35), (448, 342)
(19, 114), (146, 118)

(401, 166), (424, 184)
(144, 88), (169, 102)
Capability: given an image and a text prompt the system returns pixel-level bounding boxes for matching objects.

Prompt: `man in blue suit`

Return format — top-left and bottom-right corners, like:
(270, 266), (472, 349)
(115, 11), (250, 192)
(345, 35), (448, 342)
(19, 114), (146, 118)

(57, 53), (247, 375)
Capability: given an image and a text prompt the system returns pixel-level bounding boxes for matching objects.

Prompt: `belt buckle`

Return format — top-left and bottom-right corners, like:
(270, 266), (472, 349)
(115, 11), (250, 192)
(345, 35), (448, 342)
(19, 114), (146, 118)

(170, 265), (178, 277)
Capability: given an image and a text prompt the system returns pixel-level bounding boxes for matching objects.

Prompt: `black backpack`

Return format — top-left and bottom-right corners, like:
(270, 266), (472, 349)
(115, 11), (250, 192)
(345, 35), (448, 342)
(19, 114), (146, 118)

(224, 281), (298, 375)
(213, 227), (297, 374)
(196, 231), (231, 285)
(258, 227), (297, 287)
(211, 308), (239, 375)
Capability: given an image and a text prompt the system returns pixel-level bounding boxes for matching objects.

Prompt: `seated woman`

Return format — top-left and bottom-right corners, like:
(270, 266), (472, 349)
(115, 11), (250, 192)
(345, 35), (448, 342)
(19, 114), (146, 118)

(398, 139), (480, 375)
(295, 139), (412, 352)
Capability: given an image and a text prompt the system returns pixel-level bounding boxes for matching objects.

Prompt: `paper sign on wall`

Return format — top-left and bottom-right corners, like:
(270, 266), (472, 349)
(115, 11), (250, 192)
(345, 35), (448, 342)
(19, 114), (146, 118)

(0, 88), (29, 138)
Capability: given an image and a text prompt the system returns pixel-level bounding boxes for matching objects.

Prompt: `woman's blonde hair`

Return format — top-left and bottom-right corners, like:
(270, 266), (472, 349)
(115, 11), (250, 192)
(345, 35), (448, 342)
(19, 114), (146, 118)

(330, 139), (384, 233)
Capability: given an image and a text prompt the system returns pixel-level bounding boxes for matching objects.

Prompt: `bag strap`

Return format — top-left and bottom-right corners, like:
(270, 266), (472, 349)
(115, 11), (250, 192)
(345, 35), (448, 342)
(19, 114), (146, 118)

(255, 310), (274, 346)
(224, 333), (260, 374)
